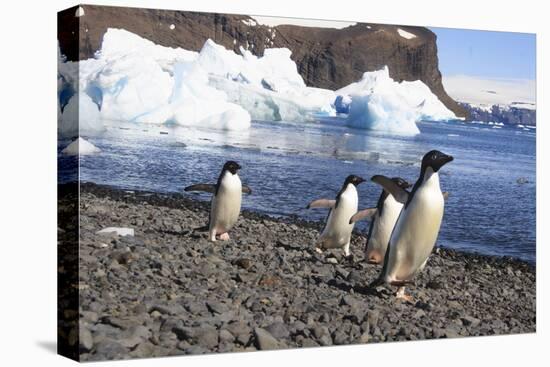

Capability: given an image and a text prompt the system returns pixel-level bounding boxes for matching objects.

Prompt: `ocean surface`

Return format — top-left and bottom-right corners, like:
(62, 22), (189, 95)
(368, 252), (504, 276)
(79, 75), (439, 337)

(59, 118), (536, 263)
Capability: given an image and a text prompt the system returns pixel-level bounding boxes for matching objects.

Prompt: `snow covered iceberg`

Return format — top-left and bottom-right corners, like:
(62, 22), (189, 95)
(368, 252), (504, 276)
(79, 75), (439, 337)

(336, 66), (456, 135)
(57, 29), (335, 135)
(197, 39), (335, 122)
(58, 29), (455, 137)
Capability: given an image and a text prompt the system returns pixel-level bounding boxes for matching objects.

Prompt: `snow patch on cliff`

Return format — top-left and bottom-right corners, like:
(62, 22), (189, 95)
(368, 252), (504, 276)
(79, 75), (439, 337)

(397, 28), (416, 39)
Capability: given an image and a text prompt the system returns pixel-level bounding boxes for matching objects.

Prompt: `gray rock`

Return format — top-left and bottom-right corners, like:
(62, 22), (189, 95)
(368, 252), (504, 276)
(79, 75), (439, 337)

(79, 326), (94, 352)
(93, 340), (128, 359)
(461, 316), (481, 327)
(195, 326), (219, 349)
(226, 321), (252, 346)
(206, 300), (228, 315)
(266, 322), (290, 339)
(254, 327), (280, 350)
(219, 329), (235, 343)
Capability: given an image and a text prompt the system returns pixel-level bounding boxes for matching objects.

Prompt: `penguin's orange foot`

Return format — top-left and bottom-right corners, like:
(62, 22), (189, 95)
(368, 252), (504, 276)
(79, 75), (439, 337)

(219, 232), (230, 241)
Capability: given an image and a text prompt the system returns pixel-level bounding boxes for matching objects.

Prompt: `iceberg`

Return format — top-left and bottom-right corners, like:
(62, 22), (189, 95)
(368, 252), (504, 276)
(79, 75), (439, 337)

(197, 39), (334, 122)
(336, 66), (456, 135)
(59, 93), (104, 138)
(136, 62), (251, 130)
(57, 29), (454, 136)
(57, 29), (334, 130)
(62, 137), (101, 156)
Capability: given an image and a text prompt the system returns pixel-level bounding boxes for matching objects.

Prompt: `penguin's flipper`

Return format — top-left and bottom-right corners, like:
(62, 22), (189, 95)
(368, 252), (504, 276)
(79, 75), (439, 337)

(306, 199), (336, 209)
(349, 208), (377, 224)
(242, 185), (252, 194)
(371, 175), (409, 204)
(443, 191), (450, 200)
(184, 183), (216, 193)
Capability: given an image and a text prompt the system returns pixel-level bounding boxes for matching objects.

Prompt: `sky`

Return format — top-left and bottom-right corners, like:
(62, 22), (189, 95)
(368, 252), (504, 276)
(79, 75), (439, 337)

(250, 16), (537, 105)
(430, 27), (536, 105)
(430, 27), (536, 79)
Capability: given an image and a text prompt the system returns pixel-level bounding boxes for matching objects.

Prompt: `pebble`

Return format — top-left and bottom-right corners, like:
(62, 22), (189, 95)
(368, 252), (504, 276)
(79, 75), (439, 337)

(72, 184), (536, 361)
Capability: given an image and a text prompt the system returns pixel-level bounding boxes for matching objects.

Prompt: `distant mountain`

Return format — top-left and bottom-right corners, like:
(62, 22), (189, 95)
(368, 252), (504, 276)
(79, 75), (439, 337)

(57, 4), (467, 118)
(460, 103), (536, 126)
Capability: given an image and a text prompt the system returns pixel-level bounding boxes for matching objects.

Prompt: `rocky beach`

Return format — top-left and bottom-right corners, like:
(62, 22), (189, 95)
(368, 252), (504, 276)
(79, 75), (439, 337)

(69, 183), (536, 361)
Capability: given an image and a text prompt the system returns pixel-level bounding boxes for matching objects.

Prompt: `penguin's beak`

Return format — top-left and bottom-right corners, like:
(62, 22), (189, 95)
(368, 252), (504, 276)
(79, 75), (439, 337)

(443, 155), (454, 164)
(357, 176), (366, 185)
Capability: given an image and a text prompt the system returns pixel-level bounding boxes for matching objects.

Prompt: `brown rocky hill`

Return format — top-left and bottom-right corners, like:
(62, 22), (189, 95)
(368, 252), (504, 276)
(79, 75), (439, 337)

(58, 5), (467, 118)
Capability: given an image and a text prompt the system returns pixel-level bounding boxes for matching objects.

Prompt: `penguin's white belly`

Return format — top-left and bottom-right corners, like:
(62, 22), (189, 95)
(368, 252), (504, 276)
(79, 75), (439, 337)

(210, 176), (242, 233)
(385, 187), (444, 282)
(319, 190), (358, 248)
(368, 196), (403, 258)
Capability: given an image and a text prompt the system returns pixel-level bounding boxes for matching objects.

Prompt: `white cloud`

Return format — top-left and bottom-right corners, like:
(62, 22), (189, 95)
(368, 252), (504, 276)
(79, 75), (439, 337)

(443, 75), (536, 109)
(252, 16), (355, 29)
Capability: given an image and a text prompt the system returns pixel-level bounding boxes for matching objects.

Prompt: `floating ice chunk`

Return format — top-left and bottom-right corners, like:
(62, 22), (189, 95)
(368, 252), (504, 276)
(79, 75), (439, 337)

(397, 28), (416, 39)
(62, 137), (101, 156)
(337, 66), (455, 135)
(97, 227), (135, 236)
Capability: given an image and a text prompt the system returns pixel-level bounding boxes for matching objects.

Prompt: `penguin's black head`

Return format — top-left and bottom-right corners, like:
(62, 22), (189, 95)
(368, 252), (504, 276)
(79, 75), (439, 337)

(391, 177), (411, 189)
(421, 150), (454, 173)
(223, 160), (242, 175)
(344, 175), (366, 187)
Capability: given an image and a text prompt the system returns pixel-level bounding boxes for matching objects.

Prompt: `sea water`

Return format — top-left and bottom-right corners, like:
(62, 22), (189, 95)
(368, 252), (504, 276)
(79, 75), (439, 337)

(59, 118), (536, 263)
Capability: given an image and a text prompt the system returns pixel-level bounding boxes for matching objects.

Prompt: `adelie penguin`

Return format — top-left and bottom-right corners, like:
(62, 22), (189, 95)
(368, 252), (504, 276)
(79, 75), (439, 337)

(349, 177), (411, 264)
(184, 161), (252, 242)
(369, 150), (453, 302)
(307, 175), (365, 257)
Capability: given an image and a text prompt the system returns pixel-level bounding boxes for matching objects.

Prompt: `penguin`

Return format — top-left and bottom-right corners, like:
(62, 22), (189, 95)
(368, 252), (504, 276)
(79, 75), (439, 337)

(349, 177), (411, 264)
(306, 175), (365, 257)
(369, 150), (453, 302)
(184, 161), (252, 242)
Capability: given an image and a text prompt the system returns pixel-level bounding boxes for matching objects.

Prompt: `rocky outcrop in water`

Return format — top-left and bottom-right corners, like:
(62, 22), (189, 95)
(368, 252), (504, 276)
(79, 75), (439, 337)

(57, 5), (467, 118)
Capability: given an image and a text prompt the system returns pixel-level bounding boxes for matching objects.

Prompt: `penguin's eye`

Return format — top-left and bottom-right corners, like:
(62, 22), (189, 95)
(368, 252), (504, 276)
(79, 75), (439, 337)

(431, 154), (437, 160)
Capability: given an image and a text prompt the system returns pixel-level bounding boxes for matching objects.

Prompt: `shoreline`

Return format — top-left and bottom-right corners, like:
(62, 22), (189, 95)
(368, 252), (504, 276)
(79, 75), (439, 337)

(70, 182), (536, 361)
(78, 182), (535, 267)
